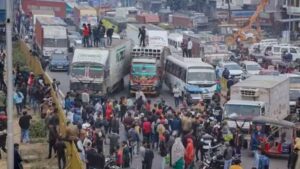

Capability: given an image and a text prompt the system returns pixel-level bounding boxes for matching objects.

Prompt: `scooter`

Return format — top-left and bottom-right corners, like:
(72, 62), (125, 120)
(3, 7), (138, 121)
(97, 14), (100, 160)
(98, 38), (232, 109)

(104, 156), (120, 169)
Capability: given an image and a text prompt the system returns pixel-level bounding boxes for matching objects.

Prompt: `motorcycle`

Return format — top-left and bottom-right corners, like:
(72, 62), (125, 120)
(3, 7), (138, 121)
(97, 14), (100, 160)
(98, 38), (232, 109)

(199, 144), (224, 169)
(104, 156), (120, 169)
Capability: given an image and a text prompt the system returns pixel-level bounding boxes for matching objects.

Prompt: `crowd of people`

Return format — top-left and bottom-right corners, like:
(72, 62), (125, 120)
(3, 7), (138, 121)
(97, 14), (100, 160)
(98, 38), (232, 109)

(82, 21), (115, 48)
(61, 86), (257, 169)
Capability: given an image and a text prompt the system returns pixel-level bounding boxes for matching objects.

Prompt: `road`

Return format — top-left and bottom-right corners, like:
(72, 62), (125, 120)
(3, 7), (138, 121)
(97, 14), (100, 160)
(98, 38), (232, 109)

(46, 69), (288, 169)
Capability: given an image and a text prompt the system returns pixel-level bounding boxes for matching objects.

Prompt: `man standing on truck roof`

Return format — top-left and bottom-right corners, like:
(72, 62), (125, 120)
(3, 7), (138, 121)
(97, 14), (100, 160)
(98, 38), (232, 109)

(82, 24), (89, 47)
(187, 38), (193, 58)
(139, 26), (146, 47)
(106, 26), (115, 46)
(93, 26), (100, 47)
(181, 40), (188, 57)
(99, 21), (106, 48)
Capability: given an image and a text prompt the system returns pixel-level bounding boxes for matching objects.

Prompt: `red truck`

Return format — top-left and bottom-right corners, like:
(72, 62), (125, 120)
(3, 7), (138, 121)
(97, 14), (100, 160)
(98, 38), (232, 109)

(34, 17), (68, 61)
(22, 0), (66, 18)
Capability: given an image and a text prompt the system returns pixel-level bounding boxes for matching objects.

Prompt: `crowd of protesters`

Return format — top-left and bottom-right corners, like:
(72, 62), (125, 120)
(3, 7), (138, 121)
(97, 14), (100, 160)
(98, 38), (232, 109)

(60, 86), (257, 169)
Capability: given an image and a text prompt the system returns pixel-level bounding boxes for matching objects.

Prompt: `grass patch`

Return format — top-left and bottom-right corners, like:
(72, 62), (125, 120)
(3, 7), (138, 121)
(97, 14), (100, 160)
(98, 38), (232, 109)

(13, 42), (30, 72)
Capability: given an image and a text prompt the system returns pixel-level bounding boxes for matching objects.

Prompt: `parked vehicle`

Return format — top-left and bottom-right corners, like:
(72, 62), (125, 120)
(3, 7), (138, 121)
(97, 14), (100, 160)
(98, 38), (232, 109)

(263, 44), (300, 63)
(34, 17), (68, 62)
(250, 116), (295, 157)
(70, 39), (133, 99)
(164, 55), (216, 103)
(225, 75), (290, 130)
(240, 60), (261, 78)
(203, 43), (231, 67)
(216, 61), (243, 80)
(68, 31), (82, 52)
(282, 73), (300, 113)
(48, 53), (69, 72)
(129, 46), (170, 96)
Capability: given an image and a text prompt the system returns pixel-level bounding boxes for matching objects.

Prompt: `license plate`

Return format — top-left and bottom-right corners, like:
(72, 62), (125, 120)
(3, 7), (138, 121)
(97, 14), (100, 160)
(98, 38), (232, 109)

(57, 66), (63, 69)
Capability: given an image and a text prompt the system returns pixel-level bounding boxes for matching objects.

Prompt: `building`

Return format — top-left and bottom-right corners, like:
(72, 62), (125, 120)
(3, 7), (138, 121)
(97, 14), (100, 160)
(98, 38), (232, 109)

(21, 0), (66, 18)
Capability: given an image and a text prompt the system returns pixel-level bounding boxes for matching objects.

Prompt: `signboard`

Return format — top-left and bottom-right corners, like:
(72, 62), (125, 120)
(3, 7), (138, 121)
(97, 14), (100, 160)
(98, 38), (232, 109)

(231, 11), (254, 17)
(147, 30), (168, 47)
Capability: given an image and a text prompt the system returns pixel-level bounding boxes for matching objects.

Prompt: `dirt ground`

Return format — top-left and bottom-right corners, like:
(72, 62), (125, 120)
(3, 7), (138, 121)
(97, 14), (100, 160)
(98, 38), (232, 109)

(0, 109), (58, 169)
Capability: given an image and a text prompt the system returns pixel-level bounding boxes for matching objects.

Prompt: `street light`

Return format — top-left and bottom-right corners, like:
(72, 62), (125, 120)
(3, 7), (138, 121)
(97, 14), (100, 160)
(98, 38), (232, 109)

(6, 0), (14, 167)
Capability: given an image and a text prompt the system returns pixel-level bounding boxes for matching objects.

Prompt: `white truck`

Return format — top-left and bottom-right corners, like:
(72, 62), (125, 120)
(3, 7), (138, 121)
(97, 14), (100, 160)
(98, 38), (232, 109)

(70, 39), (133, 98)
(224, 75), (290, 129)
(126, 23), (167, 46)
(34, 17), (68, 61)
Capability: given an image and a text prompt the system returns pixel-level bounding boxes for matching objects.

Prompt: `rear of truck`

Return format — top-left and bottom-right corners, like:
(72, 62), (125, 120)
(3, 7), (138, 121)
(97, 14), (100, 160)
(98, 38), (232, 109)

(225, 76), (290, 129)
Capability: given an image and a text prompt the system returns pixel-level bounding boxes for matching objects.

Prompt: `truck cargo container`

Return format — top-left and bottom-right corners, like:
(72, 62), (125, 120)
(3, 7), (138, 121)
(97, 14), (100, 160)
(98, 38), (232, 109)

(34, 17), (68, 61)
(225, 75), (290, 129)
(70, 39), (133, 98)
(22, 0), (66, 18)
(73, 5), (98, 28)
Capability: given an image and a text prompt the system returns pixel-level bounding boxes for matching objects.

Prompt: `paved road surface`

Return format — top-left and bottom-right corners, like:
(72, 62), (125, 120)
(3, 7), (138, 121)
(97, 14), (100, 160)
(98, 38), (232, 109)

(46, 70), (288, 169)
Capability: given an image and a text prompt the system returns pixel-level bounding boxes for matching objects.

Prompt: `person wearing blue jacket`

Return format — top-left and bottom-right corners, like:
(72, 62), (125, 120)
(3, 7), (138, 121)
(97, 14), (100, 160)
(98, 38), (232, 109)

(13, 89), (24, 115)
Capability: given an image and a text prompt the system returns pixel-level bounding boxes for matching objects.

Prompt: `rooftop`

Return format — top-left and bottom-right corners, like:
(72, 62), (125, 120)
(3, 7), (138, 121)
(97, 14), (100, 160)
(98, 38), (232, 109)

(36, 16), (67, 26)
(233, 75), (288, 89)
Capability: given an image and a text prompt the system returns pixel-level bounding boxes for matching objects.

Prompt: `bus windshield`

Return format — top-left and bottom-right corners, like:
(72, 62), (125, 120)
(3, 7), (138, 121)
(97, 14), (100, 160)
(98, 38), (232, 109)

(225, 104), (261, 117)
(187, 69), (216, 83)
(89, 66), (103, 78)
(132, 64), (156, 76)
(71, 66), (85, 77)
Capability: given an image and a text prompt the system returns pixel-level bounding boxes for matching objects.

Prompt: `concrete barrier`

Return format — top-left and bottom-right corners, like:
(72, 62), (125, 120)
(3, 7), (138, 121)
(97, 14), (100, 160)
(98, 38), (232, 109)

(19, 41), (84, 169)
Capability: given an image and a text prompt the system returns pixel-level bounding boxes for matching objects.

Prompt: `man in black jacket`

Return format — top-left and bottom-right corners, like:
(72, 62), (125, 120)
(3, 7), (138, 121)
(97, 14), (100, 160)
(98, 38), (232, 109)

(138, 26), (146, 47)
(18, 111), (32, 143)
(86, 142), (105, 169)
(14, 143), (23, 169)
(55, 137), (66, 169)
(106, 26), (114, 46)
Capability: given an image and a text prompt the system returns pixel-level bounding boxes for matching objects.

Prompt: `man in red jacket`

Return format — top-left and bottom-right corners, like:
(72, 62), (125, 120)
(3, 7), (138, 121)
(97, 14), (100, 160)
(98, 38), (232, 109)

(82, 24), (89, 47)
(142, 118), (151, 143)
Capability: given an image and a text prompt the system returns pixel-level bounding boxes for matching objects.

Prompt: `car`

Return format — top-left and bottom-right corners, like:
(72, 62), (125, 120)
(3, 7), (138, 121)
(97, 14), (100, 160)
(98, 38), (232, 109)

(48, 53), (69, 72)
(217, 61), (243, 80)
(240, 61), (261, 77)
(68, 31), (82, 52)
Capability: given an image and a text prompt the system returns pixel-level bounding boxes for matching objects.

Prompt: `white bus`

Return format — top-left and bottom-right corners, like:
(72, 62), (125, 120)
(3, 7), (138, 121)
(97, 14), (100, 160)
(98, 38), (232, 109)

(168, 33), (183, 52)
(164, 55), (217, 103)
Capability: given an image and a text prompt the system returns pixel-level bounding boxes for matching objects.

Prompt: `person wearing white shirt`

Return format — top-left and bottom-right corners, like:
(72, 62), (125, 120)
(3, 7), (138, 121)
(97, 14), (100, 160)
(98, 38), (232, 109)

(187, 38), (193, 58)
(173, 85), (181, 108)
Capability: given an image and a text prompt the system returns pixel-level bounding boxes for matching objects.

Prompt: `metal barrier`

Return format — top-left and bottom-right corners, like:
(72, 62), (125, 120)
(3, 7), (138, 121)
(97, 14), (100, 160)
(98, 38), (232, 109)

(19, 41), (84, 169)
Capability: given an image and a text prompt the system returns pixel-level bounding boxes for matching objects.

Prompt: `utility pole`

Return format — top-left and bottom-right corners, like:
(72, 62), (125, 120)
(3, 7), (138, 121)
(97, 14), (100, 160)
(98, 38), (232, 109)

(6, 0), (14, 168)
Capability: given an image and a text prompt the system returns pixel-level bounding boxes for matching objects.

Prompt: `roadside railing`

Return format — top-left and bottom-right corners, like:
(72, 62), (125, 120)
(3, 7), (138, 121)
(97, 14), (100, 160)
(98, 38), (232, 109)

(19, 41), (84, 169)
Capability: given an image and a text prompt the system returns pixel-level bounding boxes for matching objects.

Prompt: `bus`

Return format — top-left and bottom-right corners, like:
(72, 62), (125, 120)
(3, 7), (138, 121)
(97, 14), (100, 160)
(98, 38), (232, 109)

(164, 55), (217, 104)
(168, 33), (183, 52)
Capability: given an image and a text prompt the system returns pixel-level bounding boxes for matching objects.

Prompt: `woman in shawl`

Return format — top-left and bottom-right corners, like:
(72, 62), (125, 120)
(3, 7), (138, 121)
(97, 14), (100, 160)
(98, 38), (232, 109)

(171, 137), (185, 169)
(184, 138), (195, 169)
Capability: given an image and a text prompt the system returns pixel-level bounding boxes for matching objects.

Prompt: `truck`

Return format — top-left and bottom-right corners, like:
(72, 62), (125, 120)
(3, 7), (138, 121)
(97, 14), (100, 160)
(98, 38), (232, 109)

(69, 39), (133, 98)
(126, 23), (167, 46)
(73, 5), (98, 28)
(129, 46), (170, 96)
(34, 17), (68, 61)
(224, 75), (290, 129)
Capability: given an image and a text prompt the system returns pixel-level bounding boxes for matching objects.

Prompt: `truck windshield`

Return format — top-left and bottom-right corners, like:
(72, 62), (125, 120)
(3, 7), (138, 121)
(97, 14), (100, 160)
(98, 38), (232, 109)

(290, 76), (300, 84)
(187, 69), (216, 83)
(44, 38), (68, 48)
(247, 64), (261, 70)
(89, 66), (103, 78)
(132, 64), (156, 76)
(290, 89), (300, 101)
(71, 66), (85, 77)
(225, 104), (261, 117)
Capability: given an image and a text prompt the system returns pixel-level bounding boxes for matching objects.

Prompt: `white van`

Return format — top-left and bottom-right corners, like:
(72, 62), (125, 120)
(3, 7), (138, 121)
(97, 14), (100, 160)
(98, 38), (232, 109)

(265, 44), (300, 62)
